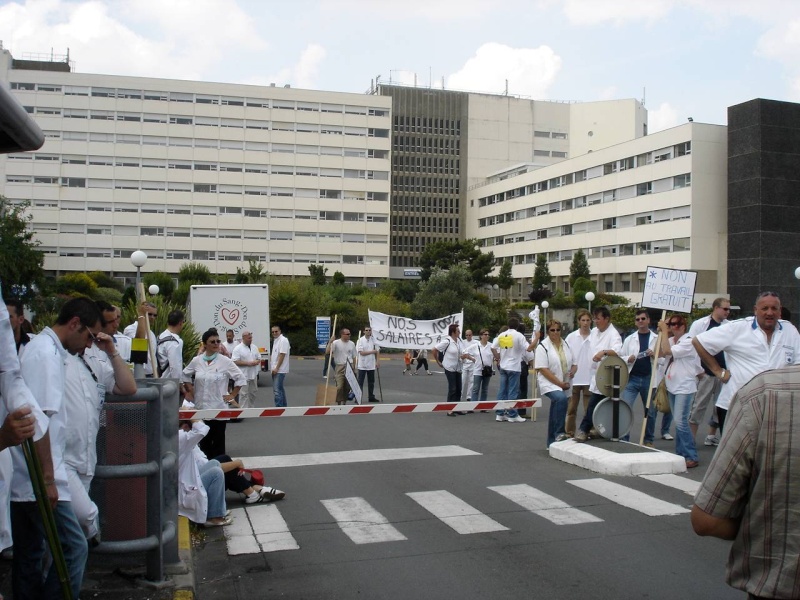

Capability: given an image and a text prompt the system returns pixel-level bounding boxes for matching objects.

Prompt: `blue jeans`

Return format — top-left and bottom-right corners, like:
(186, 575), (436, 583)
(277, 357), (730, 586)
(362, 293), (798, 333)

(472, 373), (490, 402)
(669, 392), (698, 462)
(495, 368), (520, 419)
(444, 369), (462, 404)
(272, 372), (287, 407)
(545, 389), (569, 447)
(199, 459), (227, 519)
(12, 500), (89, 600)
(622, 374), (673, 442)
(579, 392), (606, 433)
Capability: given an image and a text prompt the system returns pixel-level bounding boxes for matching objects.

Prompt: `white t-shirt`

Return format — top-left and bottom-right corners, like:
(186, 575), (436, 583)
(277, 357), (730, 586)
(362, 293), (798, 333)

(587, 325), (623, 394)
(470, 341), (495, 373)
(461, 339), (478, 371)
(112, 332), (132, 362)
(355, 335), (380, 371)
(123, 322), (158, 376)
(270, 335), (291, 373)
(695, 317), (800, 410)
(330, 339), (355, 367)
(565, 329), (592, 386)
(664, 335), (703, 395)
(222, 340), (238, 357)
(492, 329), (528, 372)
(157, 329), (185, 380)
(181, 354), (246, 411)
(435, 336), (464, 372)
(535, 337), (575, 395)
(232, 342), (261, 380)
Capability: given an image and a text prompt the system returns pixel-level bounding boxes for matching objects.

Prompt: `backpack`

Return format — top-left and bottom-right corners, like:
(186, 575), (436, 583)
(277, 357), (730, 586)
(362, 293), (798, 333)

(157, 334), (179, 374)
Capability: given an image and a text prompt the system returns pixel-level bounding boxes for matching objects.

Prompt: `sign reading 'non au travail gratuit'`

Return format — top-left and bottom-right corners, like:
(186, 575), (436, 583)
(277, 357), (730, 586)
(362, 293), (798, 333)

(641, 266), (697, 313)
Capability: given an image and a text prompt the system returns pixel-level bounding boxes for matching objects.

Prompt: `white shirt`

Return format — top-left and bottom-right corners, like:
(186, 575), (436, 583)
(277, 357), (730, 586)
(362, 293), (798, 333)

(664, 335), (703, 395)
(470, 341), (495, 373)
(157, 329), (185, 380)
(461, 339), (478, 371)
(535, 337), (575, 395)
(181, 354), (246, 412)
(270, 334), (291, 373)
(435, 336), (464, 372)
(621, 330), (657, 373)
(178, 421), (208, 523)
(123, 322), (158, 376)
(12, 327), (71, 502)
(588, 325), (623, 395)
(695, 317), (800, 410)
(565, 329), (592, 386)
(222, 340), (238, 357)
(355, 335), (380, 371)
(63, 352), (114, 477)
(492, 329), (528, 372)
(232, 342), (261, 380)
(112, 332), (132, 362)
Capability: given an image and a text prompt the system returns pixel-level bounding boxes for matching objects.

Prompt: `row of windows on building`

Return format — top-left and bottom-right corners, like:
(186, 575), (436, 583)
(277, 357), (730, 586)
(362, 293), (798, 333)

(392, 154), (460, 175)
(6, 175), (391, 200)
(497, 237), (691, 268)
(391, 196), (461, 213)
(43, 247), (386, 265)
(478, 141), (691, 205)
(392, 136), (461, 155)
(390, 215), (460, 234)
(24, 105), (391, 137)
(391, 228), (460, 253)
(22, 198), (390, 222)
(482, 203), (690, 247)
(36, 221), (389, 243)
(392, 116), (461, 136)
(478, 174), (691, 229)
(10, 82), (390, 116)
(391, 175), (460, 194)
(31, 130), (390, 156)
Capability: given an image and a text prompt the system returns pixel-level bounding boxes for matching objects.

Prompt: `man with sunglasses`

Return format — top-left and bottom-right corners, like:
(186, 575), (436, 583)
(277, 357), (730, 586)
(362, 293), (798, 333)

(620, 309), (672, 445)
(270, 325), (291, 407)
(11, 298), (103, 599)
(685, 297), (730, 446)
(693, 291), (800, 433)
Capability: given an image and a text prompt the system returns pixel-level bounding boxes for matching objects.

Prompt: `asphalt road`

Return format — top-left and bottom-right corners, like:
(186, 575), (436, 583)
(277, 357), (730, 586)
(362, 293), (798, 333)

(194, 356), (743, 600)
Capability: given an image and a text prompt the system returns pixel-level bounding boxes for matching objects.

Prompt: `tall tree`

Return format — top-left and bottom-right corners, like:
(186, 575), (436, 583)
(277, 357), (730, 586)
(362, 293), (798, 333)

(308, 264), (328, 286)
(497, 260), (514, 297)
(0, 197), (44, 302)
(569, 248), (591, 289)
(418, 239), (494, 287)
(532, 254), (552, 290)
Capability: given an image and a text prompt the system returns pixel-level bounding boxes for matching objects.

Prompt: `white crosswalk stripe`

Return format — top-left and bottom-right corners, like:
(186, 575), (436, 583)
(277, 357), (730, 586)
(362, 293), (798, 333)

(567, 478), (690, 516)
(225, 505), (299, 555)
(640, 473), (701, 496)
(321, 497), (408, 544)
(489, 484), (603, 525)
(406, 490), (509, 534)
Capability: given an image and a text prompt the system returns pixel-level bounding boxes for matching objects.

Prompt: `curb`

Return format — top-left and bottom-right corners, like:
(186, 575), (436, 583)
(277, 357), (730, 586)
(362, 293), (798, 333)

(548, 439), (687, 476)
(171, 516), (195, 599)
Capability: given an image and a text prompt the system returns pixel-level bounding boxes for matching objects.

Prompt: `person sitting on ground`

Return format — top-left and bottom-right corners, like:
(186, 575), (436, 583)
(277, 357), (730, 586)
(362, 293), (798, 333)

(209, 454), (285, 504)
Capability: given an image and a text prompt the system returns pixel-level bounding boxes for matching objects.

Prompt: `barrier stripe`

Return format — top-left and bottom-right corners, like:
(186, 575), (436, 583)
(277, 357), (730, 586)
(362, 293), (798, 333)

(178, 399), (539, 420)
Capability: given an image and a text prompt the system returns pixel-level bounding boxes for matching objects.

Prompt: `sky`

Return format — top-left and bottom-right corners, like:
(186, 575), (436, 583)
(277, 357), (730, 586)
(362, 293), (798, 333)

(2, 0), (800, 132)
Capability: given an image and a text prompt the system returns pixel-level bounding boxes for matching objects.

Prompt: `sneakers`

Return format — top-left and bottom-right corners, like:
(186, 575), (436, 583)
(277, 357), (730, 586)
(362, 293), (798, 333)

(495, 415), (507, 422)
(203, 516), (233, 527)
(643, 442), (654, 448)
(574, 430), (588, 442)
(507, 416), (526, 423)
(260, 486), (286, 502)
(554, 433), (570, 442)
(704, 435), (720, 446)
(662, 433), (674, 441)
(427, 371), (432, 375)
(246, 491), (264, 504)
(588, 428), (601, 439)
(685, 460), (699, 469)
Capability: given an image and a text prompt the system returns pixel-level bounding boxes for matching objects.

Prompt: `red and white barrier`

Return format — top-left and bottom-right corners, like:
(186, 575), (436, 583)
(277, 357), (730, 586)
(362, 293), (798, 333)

(178, 399), (540, 420)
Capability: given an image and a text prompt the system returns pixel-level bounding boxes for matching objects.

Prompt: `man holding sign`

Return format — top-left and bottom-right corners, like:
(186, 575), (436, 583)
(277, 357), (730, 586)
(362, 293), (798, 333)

(693, 291), (800, 432)
(328, 328), (357, 405)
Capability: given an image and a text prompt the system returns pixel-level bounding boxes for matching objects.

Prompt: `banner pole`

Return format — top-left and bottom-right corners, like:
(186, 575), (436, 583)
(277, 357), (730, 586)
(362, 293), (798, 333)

(639, 309), (667, 446)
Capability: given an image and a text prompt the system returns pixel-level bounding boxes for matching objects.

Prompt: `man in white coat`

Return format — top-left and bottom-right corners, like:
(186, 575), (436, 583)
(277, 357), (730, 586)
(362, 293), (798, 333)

(232, 331), (262, 409)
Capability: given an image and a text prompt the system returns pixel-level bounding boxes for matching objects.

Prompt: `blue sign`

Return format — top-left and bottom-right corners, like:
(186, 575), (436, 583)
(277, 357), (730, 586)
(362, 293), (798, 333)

(316, 316), (331, 350)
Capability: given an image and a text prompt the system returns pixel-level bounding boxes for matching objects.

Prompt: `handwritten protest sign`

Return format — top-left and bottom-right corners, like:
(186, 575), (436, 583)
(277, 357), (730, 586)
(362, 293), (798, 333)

(641, 266), (697, 313)
(368, 310), (464, 349)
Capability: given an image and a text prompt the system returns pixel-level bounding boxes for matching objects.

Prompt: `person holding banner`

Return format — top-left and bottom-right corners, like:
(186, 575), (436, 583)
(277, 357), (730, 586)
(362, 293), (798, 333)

(433, 324), (473, 416)
(329, 329), (357, 405)
(693, 291), (800, 433)
(574, 306), (623, 442)
(658, 315), (702, 467)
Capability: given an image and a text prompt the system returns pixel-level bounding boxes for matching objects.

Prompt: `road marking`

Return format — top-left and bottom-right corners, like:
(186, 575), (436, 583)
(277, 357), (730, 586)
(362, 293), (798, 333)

(406, 490), (509, 534)
(225, 505), (299, 555)
(567, 478), (690, 516)
(321, 497), (407, 544)
(640, 474), (701, 496)
(489, 484), (603, 525)
(242, 445), (480, 469)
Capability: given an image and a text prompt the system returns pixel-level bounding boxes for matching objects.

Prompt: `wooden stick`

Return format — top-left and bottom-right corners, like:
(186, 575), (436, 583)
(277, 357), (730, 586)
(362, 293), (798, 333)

(323, 314), (338, 405)
(638, 309), (667, 446)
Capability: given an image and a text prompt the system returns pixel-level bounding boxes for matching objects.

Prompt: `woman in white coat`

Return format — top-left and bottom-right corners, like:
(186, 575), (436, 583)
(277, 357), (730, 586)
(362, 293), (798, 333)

(535, 320), (577, 447)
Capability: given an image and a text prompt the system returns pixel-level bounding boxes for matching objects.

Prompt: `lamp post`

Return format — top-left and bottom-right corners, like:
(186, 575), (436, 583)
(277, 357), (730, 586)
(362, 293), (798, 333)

(794, 267), (800, 327)
(541, 300), (549, 327)
(130, 250), (148, 294)
(148, 284), (160, 296)
(585, 291), (595, 314)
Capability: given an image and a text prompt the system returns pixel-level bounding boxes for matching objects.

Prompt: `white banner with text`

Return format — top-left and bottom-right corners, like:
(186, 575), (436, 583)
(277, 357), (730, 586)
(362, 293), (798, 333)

(368, 310), (464, 350)
(641, 266), (697, 313)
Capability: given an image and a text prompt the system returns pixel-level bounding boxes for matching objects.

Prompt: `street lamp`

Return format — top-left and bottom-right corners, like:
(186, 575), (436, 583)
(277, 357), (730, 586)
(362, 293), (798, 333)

(585, 291), (595, 313)
(130, 250), (147, 293)
(794, 267), (800, 326)
(541, 300), (549, 327)
(148, 284), (160, 296)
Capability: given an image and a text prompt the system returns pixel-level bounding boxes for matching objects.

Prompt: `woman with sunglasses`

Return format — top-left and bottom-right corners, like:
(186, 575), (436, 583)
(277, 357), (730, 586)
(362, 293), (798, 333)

(470, 329), (498, 403)
(182, 328), (247, 459)
(535, 319), (577, 447)
(657, 316), (702, 468)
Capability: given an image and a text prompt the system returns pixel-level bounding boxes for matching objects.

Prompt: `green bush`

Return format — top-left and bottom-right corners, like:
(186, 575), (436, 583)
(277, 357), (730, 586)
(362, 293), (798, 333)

(94, 287), (123, 304)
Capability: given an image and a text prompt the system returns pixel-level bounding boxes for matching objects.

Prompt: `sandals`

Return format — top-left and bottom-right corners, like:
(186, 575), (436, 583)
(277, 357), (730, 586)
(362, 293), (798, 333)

(203, 516), (233, 527)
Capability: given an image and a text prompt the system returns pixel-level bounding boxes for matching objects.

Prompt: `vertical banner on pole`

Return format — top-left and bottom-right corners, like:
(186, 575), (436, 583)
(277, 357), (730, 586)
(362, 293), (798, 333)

(316, 316), (331, 350)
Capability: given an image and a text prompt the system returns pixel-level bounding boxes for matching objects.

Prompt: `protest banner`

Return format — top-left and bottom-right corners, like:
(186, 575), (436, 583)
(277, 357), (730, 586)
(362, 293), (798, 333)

(368, 310), (464, 350)
(345, 361), (362, 404)
(640, 266), (697, 314)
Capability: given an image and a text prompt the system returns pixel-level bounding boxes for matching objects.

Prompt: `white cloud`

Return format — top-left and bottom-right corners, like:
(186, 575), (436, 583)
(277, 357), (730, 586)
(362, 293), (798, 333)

(324, 0), (499, 20)
(293, 44), (327, 89)
(561, 0), (673, 26)
(597, 86), (619, 101)
(648, 102), (681, 133)
(447, 43), (562, 98)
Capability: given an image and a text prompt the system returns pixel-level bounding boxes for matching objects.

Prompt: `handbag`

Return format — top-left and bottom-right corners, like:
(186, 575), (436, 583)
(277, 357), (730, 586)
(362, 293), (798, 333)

(654, 380), (670, 414)
(479, 346), (492, 378)
(239, 468), (265, 486)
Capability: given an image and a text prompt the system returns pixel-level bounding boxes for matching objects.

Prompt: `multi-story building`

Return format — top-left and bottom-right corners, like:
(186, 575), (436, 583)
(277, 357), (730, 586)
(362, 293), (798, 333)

(373, 82), (647, 277)
(0, 47), (392, 284)
(466, 122), (728, 304)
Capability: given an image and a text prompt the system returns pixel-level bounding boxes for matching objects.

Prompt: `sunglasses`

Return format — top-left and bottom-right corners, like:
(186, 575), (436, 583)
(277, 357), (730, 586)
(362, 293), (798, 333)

(635, 317), (648, 321)
(720, 307), (731, 312)
(667, 322), (682, 327)
(549, 328), (561, 332)
(207, 339), (220, 344)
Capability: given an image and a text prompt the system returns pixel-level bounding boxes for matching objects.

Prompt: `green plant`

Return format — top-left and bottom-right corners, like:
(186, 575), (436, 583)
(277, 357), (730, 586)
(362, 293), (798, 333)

(143, 271), (176, 299)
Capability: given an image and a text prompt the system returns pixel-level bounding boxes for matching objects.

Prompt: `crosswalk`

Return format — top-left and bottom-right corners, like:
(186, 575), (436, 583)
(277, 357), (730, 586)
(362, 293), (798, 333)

(223, 473), (699, 555)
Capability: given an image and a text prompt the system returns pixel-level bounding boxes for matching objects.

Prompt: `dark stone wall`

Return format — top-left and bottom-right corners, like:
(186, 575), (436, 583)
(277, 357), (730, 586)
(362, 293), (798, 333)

(728, 99), (800, 322)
